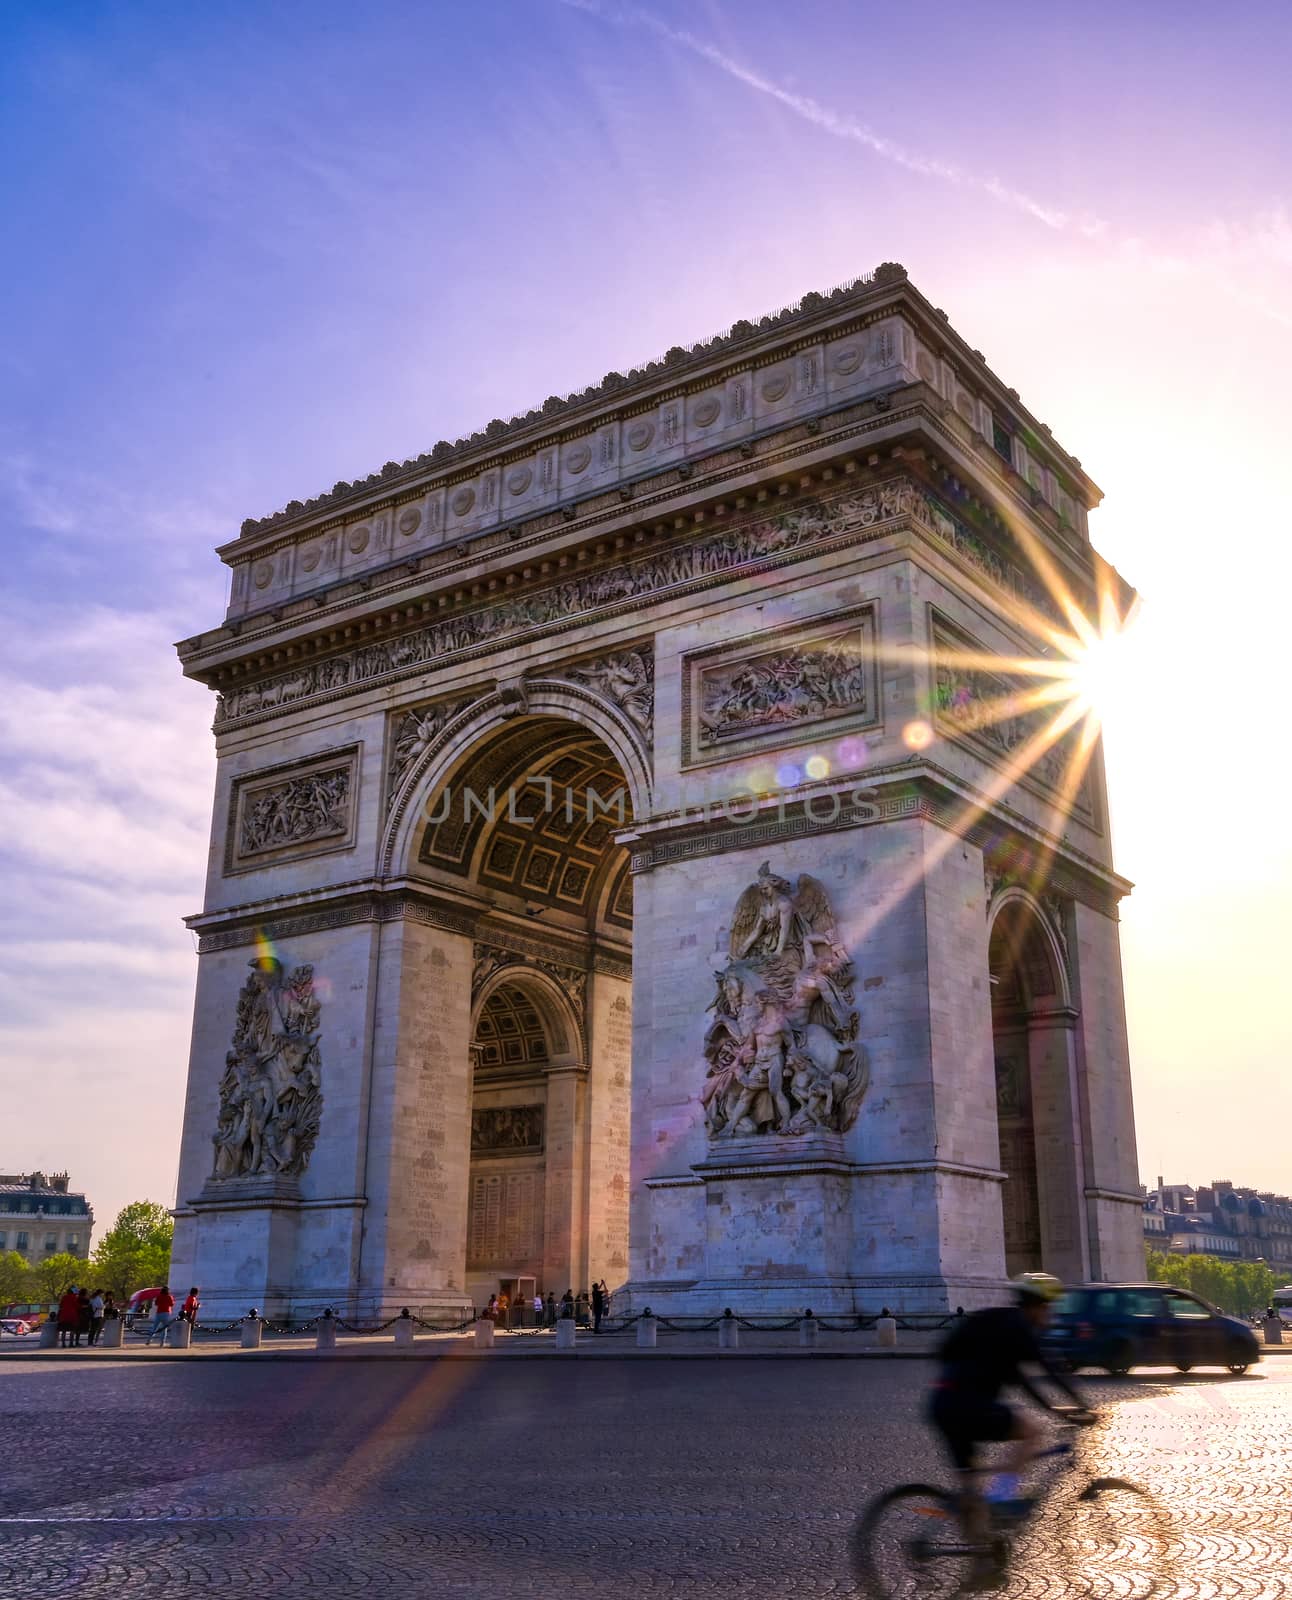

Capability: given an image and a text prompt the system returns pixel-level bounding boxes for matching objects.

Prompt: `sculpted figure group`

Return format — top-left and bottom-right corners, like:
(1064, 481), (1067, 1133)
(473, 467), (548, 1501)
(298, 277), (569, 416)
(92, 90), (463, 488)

(212, 957), (323, 1181)
(701, 863), (868, 1139)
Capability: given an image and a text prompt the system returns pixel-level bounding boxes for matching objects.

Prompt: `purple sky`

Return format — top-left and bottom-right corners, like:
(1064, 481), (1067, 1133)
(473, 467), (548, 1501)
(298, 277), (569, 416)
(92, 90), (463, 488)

(2, 0), (1289, 1234)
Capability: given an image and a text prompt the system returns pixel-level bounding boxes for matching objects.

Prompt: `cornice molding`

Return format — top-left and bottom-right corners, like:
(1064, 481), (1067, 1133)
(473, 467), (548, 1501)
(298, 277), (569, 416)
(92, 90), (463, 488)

(222, 265), (1099, 552)
(626, 762), (1129, 916)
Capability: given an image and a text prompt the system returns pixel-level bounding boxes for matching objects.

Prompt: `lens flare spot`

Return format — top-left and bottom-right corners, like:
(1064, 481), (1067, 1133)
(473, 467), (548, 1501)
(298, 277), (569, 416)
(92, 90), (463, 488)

(836, 736), (868, 766)
(903, 719), (934, 751)
(776, 762), (802, 787)
(805, 755), (830, 779)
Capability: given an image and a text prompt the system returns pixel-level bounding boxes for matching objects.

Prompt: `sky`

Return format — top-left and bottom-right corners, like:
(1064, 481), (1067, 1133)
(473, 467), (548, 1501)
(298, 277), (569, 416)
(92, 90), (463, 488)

(1, 0), (1289, 1236)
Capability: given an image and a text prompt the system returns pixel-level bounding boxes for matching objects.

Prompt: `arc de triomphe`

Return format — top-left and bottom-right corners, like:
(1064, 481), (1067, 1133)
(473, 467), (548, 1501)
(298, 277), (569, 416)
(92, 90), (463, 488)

(170, 263), (1145, 1318)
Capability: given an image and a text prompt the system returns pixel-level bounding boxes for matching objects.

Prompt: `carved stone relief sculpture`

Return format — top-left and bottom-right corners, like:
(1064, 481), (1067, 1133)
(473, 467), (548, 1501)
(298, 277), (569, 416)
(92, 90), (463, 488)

(933, 622), (1094, 812)
(238, 767), (350, 857)
(699, 631), (869, 746)
(701, 863), (867, 1138)
(386, 697), (475, 806)
(211, 957), (323, 1181)
(471, 1105), (545, 1154)
(554, 646), (654, 742)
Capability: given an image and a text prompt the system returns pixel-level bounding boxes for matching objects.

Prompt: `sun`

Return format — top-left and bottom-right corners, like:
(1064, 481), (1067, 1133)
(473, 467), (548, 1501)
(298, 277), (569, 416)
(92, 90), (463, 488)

(1063, 621), (1135, 725)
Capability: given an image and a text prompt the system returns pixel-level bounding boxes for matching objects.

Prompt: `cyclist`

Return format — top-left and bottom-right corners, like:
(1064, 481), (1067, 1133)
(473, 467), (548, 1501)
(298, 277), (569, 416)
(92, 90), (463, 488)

(928, 1272), (1097, 1588)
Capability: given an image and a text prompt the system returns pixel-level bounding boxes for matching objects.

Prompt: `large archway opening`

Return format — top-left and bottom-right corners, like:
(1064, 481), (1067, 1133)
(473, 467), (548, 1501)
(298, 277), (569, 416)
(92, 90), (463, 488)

(413, 712), (636, 1310)
(989, 898), (1071, 1277)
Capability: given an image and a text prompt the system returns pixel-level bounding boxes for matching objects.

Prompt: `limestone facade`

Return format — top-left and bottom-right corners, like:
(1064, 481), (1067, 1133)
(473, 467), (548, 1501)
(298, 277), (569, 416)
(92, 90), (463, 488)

(170, 264), (1144, 1318)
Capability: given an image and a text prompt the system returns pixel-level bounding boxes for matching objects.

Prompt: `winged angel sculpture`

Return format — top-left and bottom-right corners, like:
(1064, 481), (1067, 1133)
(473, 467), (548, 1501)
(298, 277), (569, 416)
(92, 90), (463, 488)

(701, 863), (868, 1138)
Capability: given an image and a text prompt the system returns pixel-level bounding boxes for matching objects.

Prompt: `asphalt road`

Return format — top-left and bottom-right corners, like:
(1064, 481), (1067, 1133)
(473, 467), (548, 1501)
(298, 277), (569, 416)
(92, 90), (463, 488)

(1, 1356), (1288, 1596)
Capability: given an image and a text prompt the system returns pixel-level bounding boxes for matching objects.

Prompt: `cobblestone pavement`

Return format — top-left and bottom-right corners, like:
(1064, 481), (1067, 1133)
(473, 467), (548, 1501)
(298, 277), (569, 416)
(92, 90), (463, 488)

(1, 1357), (1289, 1597)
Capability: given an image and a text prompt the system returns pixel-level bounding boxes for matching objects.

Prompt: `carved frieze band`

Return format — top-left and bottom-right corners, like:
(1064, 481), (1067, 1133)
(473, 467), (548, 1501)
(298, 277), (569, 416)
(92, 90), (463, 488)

(214, 475), (1042, 732)
(224, 745), (360, 876)
(682, 604), (878, 768)
(931, 614), (1097, 821)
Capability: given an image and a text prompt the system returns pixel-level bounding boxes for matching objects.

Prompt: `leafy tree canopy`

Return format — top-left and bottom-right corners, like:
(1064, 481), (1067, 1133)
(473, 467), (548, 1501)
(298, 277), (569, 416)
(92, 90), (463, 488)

(29, 1252), (88, 1306)
(1145, 1248), (1277, 1319)
(90, 1201), (174, 1300)
(0, 1250), (31, 1307)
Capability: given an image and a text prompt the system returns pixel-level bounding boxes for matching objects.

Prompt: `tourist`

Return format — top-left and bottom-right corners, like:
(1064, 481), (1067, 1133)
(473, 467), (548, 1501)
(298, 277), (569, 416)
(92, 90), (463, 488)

(576, 1290), (590, 1327)
(561, 1289), (575, 1322)
(88, 1288), (105, 1346)
(514, 1291), (528, 1328)
(76, 1288), (91, 1348)
(497, 1290), (510, 1330)
(532, 1292), (544, 1328)
(591, 1281), (605, 1335)
(484, 1293), (498, 1322)
(181, 1286), (201, 1328)
(546, 1293), (557, 1328)
(143, 1285), (177, 1346)
(57, 1285), (79, 1349)
(102, 1291), (119, 1323)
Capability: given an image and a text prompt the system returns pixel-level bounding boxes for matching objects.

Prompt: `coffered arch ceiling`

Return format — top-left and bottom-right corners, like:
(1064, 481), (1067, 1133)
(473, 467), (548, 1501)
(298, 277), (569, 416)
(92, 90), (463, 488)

(989, 899), (1062, 1014)
(417, 715), (633, 934)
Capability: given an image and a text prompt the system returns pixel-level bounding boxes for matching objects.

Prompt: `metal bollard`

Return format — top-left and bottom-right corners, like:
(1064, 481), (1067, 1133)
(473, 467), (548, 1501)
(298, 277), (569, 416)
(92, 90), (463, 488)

(555, 1316), (577, 1351)
(316, 1309), (337, 1351)
(241, 1310), (263, 1349)
(39, 1318), (60, 1349)
(1263, 1314), (1284, 1346)
(99, 1317), (124, 1349)
(718, 1309), (740, 1350)
(876, 1308), (898, 1349)
(393, 1308), (415, 1349)
(799, 1311), (819, 1349)
(636, 1311), (658, 1349)
(474, 1318), (496, 1349)
(166, 1318), (192, 1350)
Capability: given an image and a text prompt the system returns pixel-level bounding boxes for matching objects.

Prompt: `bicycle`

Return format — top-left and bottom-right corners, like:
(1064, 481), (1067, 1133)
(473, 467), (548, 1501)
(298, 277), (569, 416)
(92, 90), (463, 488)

(849, 1416), (1168, 1596)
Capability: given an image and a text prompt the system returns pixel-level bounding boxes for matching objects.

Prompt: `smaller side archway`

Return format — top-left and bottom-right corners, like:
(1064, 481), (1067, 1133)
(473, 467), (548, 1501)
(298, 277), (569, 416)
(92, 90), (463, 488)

(988, 891), (1089, 1283)
(465, 964), (589, 1314)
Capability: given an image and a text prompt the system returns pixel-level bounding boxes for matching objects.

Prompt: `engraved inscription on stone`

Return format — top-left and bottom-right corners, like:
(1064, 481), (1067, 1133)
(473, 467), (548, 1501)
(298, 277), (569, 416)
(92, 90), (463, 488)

(467, 1170), (541, 1266)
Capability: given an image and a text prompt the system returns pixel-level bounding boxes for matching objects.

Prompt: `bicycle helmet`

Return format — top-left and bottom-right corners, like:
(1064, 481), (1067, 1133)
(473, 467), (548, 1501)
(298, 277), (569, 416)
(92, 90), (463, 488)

(1012, 1271), (1064, 1304)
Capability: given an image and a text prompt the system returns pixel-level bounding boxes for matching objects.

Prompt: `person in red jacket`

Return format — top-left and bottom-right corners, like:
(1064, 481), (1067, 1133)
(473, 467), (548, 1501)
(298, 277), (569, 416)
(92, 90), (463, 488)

(180, 1287), (201, 1328)
(143, 1286), (177, 1347)
(57, 1286), (80, 1349)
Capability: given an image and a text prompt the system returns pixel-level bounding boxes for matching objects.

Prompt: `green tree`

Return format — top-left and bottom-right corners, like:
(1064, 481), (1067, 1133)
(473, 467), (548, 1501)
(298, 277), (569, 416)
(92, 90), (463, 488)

(89, 1201), (173, 1300)
(29, 1252), (87, 1307)
(0, 1250), (32, 1307)
(1146, 1248), (1275, 1318)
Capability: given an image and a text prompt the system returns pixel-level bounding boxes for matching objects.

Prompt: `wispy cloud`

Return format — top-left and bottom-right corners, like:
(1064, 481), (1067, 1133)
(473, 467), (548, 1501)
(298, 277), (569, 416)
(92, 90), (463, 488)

(559, 0), (1107, 235)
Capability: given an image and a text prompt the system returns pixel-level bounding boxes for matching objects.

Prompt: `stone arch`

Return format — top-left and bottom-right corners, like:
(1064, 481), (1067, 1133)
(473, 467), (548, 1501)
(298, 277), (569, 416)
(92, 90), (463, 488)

(987, 889), (1087, 1281)
(471, 956), (586, 1067)
(381, 682), (652, 881)
(986, 887), (1071, 1011)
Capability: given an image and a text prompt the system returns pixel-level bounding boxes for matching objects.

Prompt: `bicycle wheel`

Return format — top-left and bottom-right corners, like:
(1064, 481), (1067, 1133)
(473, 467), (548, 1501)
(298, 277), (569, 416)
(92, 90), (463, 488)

(850, 1483), (988, 1598)
(1058, 1477), (1169, 1597)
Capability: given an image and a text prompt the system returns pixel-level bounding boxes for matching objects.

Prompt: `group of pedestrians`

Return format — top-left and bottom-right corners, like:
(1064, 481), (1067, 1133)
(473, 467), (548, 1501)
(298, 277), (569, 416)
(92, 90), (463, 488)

(483, 1281), (611, 1333)
(54, 1286), (117, 1347)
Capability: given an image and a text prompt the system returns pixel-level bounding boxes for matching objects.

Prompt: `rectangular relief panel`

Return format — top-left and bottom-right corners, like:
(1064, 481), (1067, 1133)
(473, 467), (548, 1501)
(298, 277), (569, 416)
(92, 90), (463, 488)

(224, 743), (361, 875)
(681, 603), (879, 768)
(930, 612), (1098, 825)
(471, 1104), (546, 1156)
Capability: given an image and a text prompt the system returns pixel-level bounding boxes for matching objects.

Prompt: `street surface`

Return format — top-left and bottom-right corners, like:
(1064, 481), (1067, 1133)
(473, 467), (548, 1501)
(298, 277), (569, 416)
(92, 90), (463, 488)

(1, 1357), (1289, 1596)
